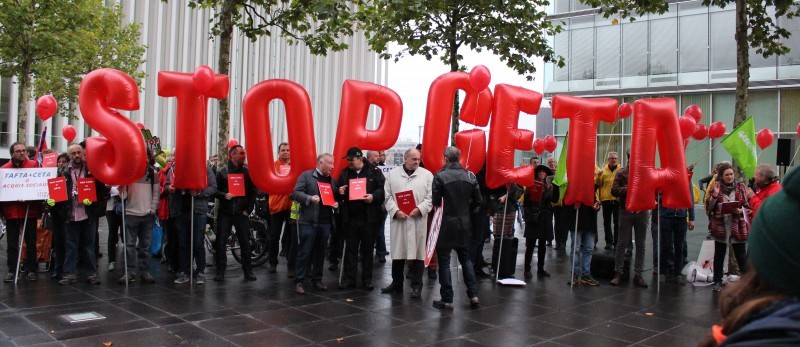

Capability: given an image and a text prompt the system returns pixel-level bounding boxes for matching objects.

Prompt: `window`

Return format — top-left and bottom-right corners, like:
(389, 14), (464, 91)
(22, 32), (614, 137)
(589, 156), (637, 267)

(649, 18), (678, 75)
(679, 14), (709, 73)
(554, 31), (570, 81)
(622, 21), (648, 77)
(595, 25), (620, 79)
(710, 11), (736, 71)
(571, 28), (594, 80)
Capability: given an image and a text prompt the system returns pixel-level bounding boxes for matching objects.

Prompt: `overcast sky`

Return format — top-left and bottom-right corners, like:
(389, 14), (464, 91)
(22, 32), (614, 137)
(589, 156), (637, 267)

(385, 44), (547, 143)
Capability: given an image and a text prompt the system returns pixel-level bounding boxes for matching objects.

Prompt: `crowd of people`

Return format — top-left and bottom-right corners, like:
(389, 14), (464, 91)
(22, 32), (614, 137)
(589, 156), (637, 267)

(1, 138), (797, 336)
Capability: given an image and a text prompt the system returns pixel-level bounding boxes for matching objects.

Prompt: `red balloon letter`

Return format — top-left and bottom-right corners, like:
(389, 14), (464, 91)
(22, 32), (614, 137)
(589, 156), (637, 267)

(486, 84), (541, 188)
(78, 69), (147, 186)
(158, 69), (229, 190)
(243, 79), (317, 195)
(551, 95), (617, 206)
(421, 72), (492, 174)
(331, 80), (403, 178)
(628, 98), (692, 211)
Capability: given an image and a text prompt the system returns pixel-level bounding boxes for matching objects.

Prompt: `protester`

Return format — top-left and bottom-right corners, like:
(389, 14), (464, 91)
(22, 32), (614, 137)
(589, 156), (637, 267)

(50, 152), (70, 280)
(705, 163), (751, 292)
(214, 145), (257, 281)
(381, 148), (433, 298)
(268, 142), (294, 274)
(366, 150), (379, 165)
(207, 154), (219, 174)
(523, 165), (558, 279)
(118, 151), (160, 284)
(487, 181), (522, 275)
(337, 147), (385, 290)
(700, 166), (800, 346)
(375, 150), (390, 263)
(596, 152), (621, 250)
(290, 153), (339, 294)
(470, 166), (492, 278)
(173, 165), (216, 284)
(378, 151), (387, 166)
(1, 142), (42, 282)
(547, 157), (557, 171)
(430, 147), (482, 309)
(746, 163), (781, 215)
(657, 187), (695, 281)
(609, 151), (649, 287)
(53, 144), (109, 285)
(530, 156), (540, 167)
(105, 186), (122, 272)
(158, 153), (178, 273)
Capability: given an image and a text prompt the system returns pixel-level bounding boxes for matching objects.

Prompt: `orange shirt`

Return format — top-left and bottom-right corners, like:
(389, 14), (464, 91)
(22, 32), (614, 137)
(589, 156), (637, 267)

(268, 160), (292, 214)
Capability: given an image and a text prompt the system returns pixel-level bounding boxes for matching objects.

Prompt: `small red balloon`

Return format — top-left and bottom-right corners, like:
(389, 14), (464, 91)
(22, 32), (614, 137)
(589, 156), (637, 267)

(708, 122), (726, 139)
(469, 65), (491, 91)
(679, 116), (697, 139)
(193, 65), (215, 93)
(62, 125), (77, 143)
(692, 123), (708, 141)
(684, 104), (702, 122)
(756, 128), (774, 150)
(36, 95), (57, 121)
(135, 122), (145, 130)
(543, 135), (557, 153)
(228, 138), (239, 149)
(618, 103), (633, 119)
(532, 138), (545, 155)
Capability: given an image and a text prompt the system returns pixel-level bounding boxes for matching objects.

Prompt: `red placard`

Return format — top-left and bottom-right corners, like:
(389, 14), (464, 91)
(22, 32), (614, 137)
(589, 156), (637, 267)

(42, 152), (58, 168)
(527, 181), (543, 203)
(228, 174), (245, 197)
(348, 177), (367, 200)
(395, 190), (416, 215)
(317, 182), (336, 206)
(279, 165), (290, 176)
(77, 177), (97, 203)
(47, 177), (68, 202)
(719, 201), (740, 215)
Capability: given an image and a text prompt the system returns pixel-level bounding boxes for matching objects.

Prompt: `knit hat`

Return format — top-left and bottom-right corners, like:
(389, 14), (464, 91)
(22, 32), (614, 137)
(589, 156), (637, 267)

(749, 165), (800, 297)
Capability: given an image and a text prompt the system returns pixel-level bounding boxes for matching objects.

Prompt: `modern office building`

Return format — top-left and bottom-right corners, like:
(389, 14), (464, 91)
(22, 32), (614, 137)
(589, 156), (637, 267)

(0, 1), (387, 159)
(542, 0), (800, 177)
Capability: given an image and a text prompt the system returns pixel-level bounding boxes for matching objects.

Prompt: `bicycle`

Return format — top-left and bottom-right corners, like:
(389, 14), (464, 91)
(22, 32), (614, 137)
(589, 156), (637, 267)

(204, 207), (269, 267)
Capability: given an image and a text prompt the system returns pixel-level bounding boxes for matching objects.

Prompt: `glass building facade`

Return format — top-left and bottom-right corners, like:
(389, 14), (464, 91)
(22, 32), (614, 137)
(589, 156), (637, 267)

(543, 0), (800, 177)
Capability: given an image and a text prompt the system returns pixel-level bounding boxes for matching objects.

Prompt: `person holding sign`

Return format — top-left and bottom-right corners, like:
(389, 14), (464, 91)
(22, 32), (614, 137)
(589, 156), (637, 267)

(431, 147), (483, 309)
(118, 151), (160, 284)
(522, 165), (558, 280)
(52, 144), (109, 285)
(213, 145), (257, 282)
(381, 148), (433, 298)
(1, 142), (42, 282)
(704, 162), (751, 292)
(336, 147), (385, 291)
(290, 153), (339, 295)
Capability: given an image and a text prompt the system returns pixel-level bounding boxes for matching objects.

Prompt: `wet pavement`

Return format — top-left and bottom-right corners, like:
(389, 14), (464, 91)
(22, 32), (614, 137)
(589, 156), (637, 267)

(0, 212), (719, 346)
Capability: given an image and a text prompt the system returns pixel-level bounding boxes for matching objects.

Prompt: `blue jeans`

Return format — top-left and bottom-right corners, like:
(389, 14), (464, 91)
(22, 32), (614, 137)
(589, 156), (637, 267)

(124, 214), (154, 274)
(374, 211), (389, 257)
(569, 230), (595, 278)
(296, 223), (331, 284)
(177, 212), (207, 275)
(63, 219), (98, 276)
(437, 247), (478, 303)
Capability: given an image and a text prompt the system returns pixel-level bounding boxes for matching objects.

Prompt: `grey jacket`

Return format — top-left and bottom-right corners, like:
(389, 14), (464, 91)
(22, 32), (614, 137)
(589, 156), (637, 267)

(291, 169), (339, 225)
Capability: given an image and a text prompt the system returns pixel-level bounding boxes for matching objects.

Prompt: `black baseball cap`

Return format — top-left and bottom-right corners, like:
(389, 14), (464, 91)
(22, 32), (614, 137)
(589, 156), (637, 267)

(344, 147), (363, 159)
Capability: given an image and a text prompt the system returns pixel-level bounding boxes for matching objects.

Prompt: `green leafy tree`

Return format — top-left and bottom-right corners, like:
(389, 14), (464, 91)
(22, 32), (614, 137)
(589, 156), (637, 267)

(357, 0), (564, 142)
(0, 0), (146, 142)
(582, 0), (800, 127)
(179, 0), (357, 163)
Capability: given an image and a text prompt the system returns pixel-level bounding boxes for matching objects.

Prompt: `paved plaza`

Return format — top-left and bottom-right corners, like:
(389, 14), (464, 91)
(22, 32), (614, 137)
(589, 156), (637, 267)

(0, 213), (718, 347)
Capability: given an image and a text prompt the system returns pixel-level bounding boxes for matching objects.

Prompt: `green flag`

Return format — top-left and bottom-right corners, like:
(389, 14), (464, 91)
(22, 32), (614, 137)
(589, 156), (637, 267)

(721, 116), (758, 178)
(553, 133), (568, 201)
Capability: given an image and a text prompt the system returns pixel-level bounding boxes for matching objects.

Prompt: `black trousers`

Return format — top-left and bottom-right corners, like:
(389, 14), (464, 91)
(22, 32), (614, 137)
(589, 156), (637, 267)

(106, 211), (122, 263)
(553, 206), (569, 248)
(391, 259), (423, 290)
(163, 218), (179, 271)
(216, 214), (252, 274)
(268, 210), (291, 266)
(601, 201), (619, 245)
(343, 219), (377, 282)
(524, 237), (547, 272)
(5, 218), (37, 273)
(51, 213), (66, 276)
(713, 241), (747, 284)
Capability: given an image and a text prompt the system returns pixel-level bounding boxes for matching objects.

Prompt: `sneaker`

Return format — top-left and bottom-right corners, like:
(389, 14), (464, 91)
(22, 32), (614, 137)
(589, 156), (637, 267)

(108, 262), (115, 272)
(711, 282), (724, 292)
(4, 273), (14, 282)
(524, 271), (533, 279)
(141, 273), (155, 284)
(268, 264), (277, 273)
(432, 300), (453, 309)
(580, 276), (600, 286)
(195, 274), (206, 285)
(537, 270), (551, 278)
(295, 283), (305, 295)
(174, 273), (189, 284)
(27, 272), (37, 281)
(59, 275), (77, 285)
(118, 274), (136, 284)
(470, 297), (480, 307)
(87, 275), (101, 285)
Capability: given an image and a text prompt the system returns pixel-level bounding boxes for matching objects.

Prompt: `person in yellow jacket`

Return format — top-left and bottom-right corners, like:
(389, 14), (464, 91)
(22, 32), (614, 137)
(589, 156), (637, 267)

(595, 152), (622, 250)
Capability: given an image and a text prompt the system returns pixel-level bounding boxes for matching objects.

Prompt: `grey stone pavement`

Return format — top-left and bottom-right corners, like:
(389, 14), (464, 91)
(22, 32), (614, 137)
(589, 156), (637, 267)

(0, 210), (719, 347)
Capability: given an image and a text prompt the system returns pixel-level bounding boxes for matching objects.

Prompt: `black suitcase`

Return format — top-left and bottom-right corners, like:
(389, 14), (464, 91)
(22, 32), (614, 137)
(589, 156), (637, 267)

(492, 237), (518, 279)
(590, 251), (630, 280)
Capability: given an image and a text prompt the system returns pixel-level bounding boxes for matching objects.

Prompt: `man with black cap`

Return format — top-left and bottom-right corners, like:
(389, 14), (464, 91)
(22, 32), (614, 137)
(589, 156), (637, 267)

(337, 147), (386, 290)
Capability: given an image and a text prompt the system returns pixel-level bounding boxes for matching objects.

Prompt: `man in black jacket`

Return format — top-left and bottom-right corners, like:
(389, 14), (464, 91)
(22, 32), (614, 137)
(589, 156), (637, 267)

(431, 147), (483, 309)
(213, 145), (257, 281)
(337, 147), (385, 290)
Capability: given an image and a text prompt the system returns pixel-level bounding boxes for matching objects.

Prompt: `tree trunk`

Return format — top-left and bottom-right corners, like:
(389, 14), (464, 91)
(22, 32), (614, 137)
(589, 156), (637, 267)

(216, 0), (236, 165)
(733, 0), (749, 177)
(448, 10), (460, 146)
(17, 65), (31, 143)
